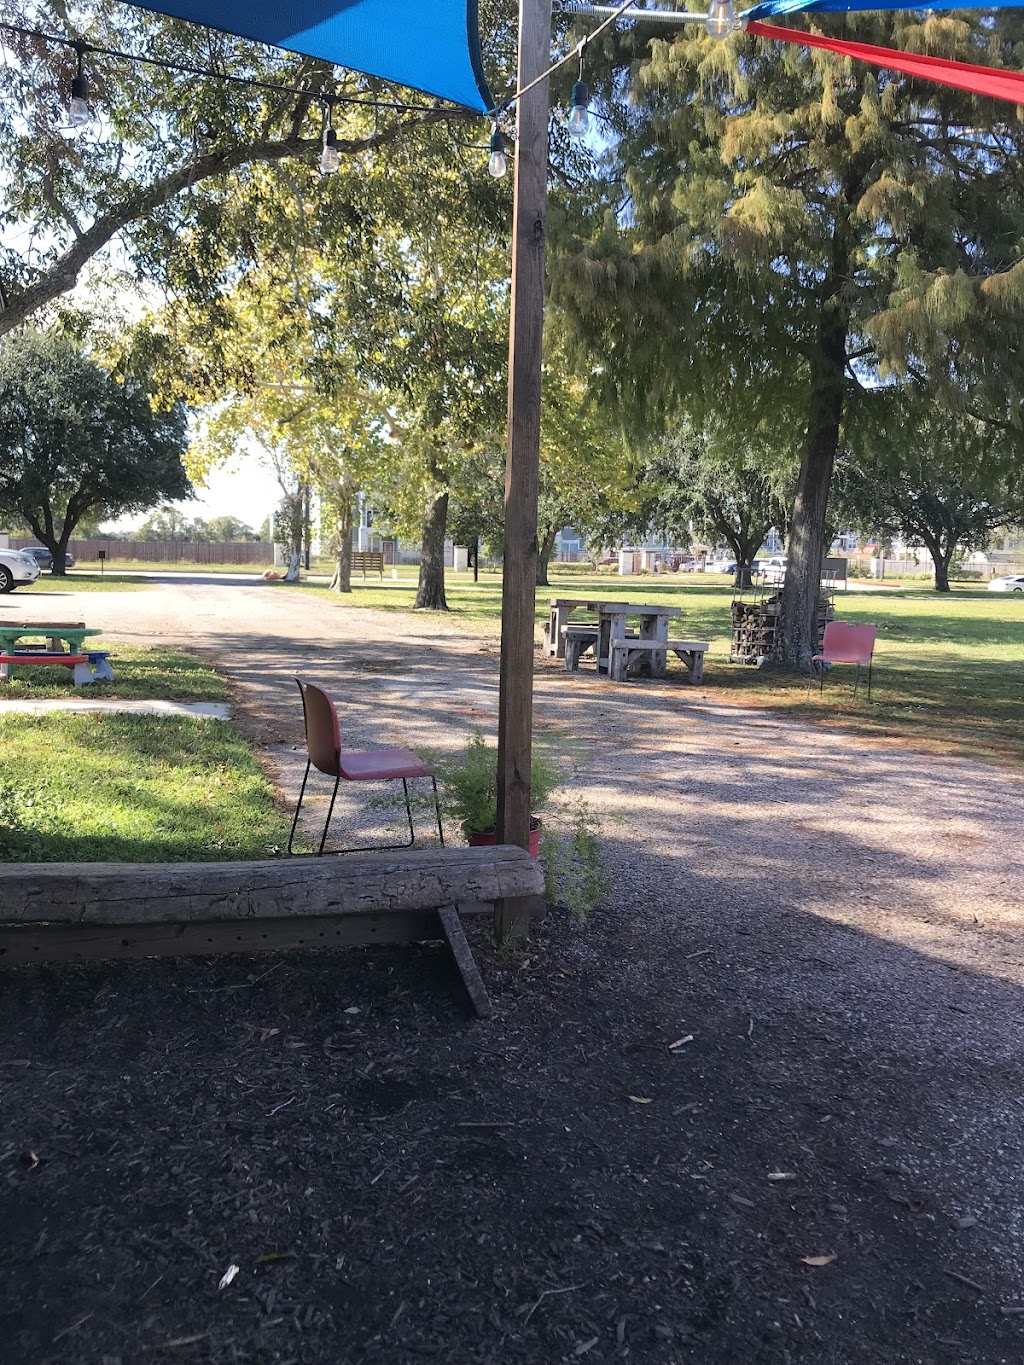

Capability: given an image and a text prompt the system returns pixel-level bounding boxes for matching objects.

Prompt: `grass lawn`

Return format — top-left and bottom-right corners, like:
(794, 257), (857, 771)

(19, 571), (149, 592)
(276, 569), (1024, 768)
(0, 645), (227, 702)
(0, 712), (290, 862)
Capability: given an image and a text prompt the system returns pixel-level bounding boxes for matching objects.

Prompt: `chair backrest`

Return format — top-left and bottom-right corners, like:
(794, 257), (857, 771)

(820, 621), (877, 666)
(295, 678), (341, 776)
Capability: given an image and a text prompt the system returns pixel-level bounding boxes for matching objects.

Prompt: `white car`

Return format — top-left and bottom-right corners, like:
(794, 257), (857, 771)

(0, 547), (42, 593)
(987, 574), (1024, 593)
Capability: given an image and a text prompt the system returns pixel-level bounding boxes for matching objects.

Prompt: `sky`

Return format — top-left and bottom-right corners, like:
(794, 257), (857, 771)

(111, 456), (283, 534)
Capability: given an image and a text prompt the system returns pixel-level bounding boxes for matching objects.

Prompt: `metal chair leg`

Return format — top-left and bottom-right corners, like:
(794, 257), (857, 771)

(288, 759), (312, 855)
(867, 659), (873, 702)
(318, 771), (342, 856)
(401, 777), (416, 847)
(432, 776), (445, 846)
(854, 662), (861, 698)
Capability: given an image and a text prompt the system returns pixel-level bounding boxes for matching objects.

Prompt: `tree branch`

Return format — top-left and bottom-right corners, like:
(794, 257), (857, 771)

(0, 108), (461, 338)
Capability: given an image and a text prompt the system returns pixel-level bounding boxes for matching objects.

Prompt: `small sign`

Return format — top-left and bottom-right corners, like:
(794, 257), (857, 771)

(97, 548), (106, 576)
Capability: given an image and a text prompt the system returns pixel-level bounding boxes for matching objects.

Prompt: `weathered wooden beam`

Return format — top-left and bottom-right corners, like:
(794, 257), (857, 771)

(495, 0), (553, 944)
(0, 846), (544, 926)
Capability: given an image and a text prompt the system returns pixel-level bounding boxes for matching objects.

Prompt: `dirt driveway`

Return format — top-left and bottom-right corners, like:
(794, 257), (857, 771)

(3, 576), (1024, 1364)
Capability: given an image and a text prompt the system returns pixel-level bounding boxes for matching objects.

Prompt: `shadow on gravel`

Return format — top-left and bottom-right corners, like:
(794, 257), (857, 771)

(3, 823), (1024, 1365)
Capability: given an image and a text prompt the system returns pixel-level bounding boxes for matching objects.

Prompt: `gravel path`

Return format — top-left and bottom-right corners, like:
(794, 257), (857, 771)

(3, 576), (1024, 1363)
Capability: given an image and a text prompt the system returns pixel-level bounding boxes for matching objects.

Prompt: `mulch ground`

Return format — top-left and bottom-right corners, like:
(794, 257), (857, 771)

(4, 885), (1023, 1365)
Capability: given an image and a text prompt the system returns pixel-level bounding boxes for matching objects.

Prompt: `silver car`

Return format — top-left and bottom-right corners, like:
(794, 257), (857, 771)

(987, 574), (1024, 594)
(0, 548), (42, 593)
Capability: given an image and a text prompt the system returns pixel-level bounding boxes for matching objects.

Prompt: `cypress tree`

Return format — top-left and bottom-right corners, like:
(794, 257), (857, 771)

(552, 13), (1024, 666)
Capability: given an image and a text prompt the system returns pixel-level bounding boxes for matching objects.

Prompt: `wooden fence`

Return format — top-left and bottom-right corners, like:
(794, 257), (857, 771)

(12, 538), (275, 565)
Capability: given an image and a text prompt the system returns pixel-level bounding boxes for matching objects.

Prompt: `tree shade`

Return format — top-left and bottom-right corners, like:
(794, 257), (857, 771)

(121, 0), (494, 112)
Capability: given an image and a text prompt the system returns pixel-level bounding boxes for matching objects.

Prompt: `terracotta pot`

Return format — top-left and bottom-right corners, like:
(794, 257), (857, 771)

(468, 825), (541, 859)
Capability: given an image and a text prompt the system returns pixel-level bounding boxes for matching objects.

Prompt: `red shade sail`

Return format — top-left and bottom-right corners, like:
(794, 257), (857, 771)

(746, 19), (1024, 106)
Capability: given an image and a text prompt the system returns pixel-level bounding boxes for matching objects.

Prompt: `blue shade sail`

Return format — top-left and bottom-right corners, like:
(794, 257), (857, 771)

(123, 0), (494, 112)
(745, 0), (1024, 17)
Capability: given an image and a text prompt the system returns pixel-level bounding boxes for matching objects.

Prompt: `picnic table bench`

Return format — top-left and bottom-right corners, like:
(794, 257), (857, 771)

(551, 598), (709, 685)
(0, 845), (544, 1018)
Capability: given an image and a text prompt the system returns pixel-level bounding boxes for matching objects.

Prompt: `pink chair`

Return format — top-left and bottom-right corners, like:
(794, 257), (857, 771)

(288, 678), (444, 855)
(810, 622), (877, 700)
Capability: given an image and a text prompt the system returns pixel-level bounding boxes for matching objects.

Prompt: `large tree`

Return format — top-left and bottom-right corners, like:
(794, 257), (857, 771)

(0, 1), (473, 336)
(837, 397), (1024, 591)
(0, 328), (190, 570)
(553, 12), (1024, 666)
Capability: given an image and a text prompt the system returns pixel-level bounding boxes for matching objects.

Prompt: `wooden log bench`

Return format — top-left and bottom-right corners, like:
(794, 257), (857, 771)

(609, 638), (709, 685)
(351, 550), (385, 579)
(0, 845), (545, 1018)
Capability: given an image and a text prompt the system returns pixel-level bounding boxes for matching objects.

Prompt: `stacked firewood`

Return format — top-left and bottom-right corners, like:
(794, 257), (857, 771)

(729, 593), (833, 663)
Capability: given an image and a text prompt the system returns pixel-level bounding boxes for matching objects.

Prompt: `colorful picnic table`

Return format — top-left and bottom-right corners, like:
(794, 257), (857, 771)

(0, 622), (108, 684)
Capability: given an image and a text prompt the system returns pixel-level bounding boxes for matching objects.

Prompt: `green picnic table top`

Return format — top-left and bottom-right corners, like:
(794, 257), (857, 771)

(0, 623), (102, 653)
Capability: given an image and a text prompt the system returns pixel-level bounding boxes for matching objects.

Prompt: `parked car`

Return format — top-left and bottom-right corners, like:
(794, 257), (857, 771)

(987, 573), (1024, 593)
(21, 544), (75, 571)
(759, 555), (788, 581)
(0, 547), (43, 593)
(707, 558), (737, 575)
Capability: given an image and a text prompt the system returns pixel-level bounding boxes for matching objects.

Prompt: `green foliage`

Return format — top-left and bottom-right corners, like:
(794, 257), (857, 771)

(0, 327), (190, 563)
(134, 506), (258, 541)
(435, 730), (559, 839)
(538, 799), (609, 922)
(552, 12), (1024, 661)
(837, 395), (1024, 590)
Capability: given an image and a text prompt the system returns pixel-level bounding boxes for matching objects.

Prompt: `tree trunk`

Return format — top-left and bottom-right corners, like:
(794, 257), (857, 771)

(328, 484), (355, 593)
(415, 487), (450, 611)
(928, 538), (954, 592)
(772, 310), (848, 670)
(536, 524), (557, 587)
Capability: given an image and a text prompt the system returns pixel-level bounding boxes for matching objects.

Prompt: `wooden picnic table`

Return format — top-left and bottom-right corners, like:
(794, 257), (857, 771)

(548, 597), (708, 685)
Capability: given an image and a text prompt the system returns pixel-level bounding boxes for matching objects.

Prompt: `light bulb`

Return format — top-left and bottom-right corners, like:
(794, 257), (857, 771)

(488, 128), (507, 179)
(706, 0), (735, 39)
(568, 80), (590, 138)
(68, 73), (90, 127)
(320, 127), (339, 174)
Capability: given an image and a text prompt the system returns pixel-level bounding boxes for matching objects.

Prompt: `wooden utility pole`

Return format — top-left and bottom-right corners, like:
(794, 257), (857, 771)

(495, 0), (552, 942)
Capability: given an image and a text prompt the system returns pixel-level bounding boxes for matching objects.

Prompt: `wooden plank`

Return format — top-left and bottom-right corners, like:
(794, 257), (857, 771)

(495, 0), (553, 942)
(437, 904), (492, 1018)
(0, 846), (545, 927)
(0, 908), (491, 966)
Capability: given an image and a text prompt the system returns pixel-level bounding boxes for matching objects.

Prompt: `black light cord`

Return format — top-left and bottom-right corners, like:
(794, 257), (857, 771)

(0, 19), (461, 114)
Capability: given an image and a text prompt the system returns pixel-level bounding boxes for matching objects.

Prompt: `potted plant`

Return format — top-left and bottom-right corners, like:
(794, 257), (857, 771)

(438, 730), (558, 858)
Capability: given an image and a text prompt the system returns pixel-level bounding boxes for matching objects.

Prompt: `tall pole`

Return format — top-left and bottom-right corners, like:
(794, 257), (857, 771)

(495, 0), (552, 941)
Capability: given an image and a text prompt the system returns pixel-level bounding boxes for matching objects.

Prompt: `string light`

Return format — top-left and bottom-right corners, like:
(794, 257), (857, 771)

(320, 97), (340, 173)
(567, 46), (590, 137)
(488, 125), (507, 178)
(68, 43), (89, 126)
(705, 0), (735, 39)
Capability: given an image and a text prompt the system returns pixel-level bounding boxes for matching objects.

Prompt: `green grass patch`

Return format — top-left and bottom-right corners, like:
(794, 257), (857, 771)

(19, 572), (149, 592)
(0, 712), (290, 862)
(0, 646), (227, 702)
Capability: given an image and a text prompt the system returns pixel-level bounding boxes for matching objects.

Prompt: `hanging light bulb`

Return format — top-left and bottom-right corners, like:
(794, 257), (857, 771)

(488, 126), (507, 179)
(568, 80), (590, 138)
(705, 0), (735, 39)
(68, 46), (90, 127)
(320, 98), (339, 174)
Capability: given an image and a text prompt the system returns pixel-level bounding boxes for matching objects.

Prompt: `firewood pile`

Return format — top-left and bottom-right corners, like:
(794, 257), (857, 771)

(729, 592), (833, 664)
